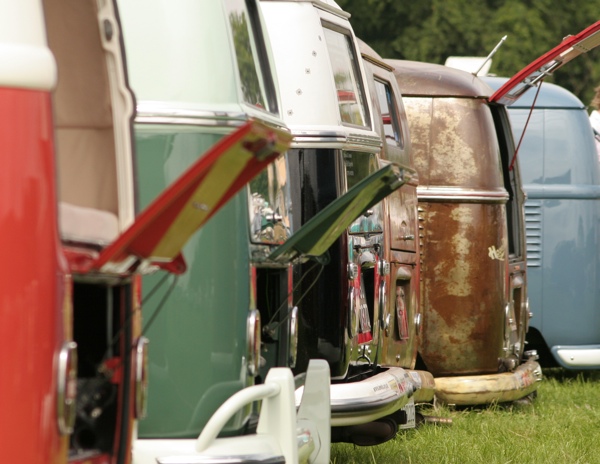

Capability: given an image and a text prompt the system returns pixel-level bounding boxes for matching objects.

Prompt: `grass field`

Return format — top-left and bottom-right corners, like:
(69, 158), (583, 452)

(330, 369), (600, 464)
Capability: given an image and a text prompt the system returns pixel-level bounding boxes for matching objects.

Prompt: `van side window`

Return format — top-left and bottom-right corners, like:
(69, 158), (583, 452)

(225, 0), (267, 110)
(322, 23), (368, 128)
(374, 79), (404, 148)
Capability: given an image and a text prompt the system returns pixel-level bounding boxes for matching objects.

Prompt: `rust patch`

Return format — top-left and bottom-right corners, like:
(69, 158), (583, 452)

(420, 202), (507, 376)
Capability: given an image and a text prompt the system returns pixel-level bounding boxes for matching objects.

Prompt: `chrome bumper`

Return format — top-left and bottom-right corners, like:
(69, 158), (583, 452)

(551, 344), (600, 369)
(295, 367), (435, 428)
(434, 359), (543, 406)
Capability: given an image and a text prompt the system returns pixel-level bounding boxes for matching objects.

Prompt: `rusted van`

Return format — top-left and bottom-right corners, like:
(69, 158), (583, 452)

(388, 59), (542, 405)
(385, 21), (600, 405)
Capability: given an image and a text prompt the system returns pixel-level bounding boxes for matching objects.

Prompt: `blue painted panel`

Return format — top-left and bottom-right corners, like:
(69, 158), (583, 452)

(508, 99), (600, 364)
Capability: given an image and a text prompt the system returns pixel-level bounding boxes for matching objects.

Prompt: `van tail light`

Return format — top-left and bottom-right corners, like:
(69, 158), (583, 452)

(134, 336), (150, 419)
(247, 309), (261, 377)
(57, 341), (78, 435)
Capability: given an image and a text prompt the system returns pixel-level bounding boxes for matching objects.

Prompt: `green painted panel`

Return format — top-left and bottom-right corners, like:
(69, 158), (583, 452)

(135, 125), (252, 437)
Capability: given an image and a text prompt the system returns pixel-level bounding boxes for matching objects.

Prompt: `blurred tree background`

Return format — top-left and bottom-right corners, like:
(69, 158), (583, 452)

(336, 0), (600, 106)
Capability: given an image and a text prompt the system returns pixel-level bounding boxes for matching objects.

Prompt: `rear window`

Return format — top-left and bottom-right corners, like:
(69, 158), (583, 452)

(322, 23), (368, 128)
(374, 78), (403, 148)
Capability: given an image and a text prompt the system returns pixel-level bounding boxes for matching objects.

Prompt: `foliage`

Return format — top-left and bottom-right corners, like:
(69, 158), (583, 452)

(338, 0), (600, 105)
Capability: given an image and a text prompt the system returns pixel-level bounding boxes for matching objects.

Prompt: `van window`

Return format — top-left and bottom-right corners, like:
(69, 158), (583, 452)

(225, 0), (268, 110)
(322, 23), (368, 128)
(374, 79), (403, 148)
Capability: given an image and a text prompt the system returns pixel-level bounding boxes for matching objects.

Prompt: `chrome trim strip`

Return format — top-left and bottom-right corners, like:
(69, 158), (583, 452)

(135, 115), (247, 127)
(290, 138), (381, 153)
(246, 309), (261, 377)
(347, 133), (383, 148)
(288, 306), (299, 368)
(135, 336), (150, 419)
(134, 104), (248, 127)
(361, 52), (394, 72)
(289, 130), (382, 150)
(312, 0), (351, 19)
(525, 184), (600, 199)
(417, 186), (509, 203)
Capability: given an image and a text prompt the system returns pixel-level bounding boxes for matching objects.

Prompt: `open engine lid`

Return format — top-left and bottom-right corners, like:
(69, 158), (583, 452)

(269, 164), (405, 263)
(90, 120), (292, 275)
(490, 20), (600, 106)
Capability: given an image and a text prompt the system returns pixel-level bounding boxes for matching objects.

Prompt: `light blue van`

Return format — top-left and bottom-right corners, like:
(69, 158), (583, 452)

(485, 77), (600, 369)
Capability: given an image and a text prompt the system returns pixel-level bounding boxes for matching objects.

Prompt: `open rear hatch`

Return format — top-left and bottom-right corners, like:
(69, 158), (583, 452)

(90, 120), (291, 275)
(269, 163), (405, 264)
(67, 120), (290, 463)
(490, 21), (600, 106)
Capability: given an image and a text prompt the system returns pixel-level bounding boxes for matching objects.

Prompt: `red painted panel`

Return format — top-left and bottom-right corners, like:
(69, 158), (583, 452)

(0, 87), (67, 463)
(490, 21), (600, 105)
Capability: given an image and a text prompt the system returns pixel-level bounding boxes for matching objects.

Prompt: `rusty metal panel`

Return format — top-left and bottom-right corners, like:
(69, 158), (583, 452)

(388, 59), (494, 99)
(403, 93), (511, 376)
(406, 97), (505, 191)
(419, 201), (507, 376)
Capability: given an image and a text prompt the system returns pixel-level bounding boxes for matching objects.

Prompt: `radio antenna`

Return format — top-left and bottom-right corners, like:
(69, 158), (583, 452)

(474, 35), (507, 76)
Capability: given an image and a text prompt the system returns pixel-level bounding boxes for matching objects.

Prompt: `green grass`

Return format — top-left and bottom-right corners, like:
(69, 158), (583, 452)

(330, 369), (600, 464)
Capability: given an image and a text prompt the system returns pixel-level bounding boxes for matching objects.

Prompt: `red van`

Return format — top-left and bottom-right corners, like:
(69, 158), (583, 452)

(0, 2), (289, 463)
